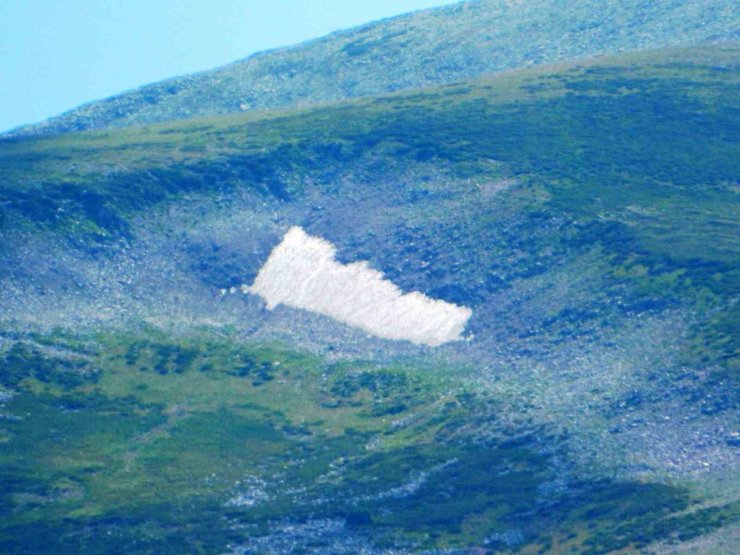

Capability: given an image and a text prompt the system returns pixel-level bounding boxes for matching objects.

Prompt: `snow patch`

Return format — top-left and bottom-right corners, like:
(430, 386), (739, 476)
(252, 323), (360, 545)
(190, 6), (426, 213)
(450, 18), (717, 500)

(243, 227), (472, 347)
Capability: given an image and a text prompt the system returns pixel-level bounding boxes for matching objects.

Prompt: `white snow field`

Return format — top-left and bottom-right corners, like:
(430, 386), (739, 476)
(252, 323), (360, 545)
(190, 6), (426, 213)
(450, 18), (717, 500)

(244, 227), (472, 347)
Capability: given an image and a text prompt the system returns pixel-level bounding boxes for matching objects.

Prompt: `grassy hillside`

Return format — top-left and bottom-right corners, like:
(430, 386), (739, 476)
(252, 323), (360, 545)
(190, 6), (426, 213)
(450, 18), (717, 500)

(0, 45), (738, 552)
(7, 0), (739, 136)
(1, 329), (738, 553)
(2, 46), (737, 379)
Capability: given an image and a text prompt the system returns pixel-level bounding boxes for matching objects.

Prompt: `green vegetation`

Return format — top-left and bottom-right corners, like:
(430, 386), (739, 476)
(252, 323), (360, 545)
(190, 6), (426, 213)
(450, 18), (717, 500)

(1, 331), (737, 553)
(2, 47), (736, 236)
(0, 46), (738, 552)
(8, 0), (738, 136)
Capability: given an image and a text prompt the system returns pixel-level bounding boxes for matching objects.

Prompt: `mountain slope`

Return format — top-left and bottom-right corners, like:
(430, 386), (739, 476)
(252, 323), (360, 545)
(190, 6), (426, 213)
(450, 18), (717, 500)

(1, 46), (739, 553)
(8, 0), (739, 137)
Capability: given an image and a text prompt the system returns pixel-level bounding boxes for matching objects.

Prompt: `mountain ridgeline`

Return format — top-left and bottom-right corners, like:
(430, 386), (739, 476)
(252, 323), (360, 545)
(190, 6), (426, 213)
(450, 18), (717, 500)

(7, 0), (739, 137)
(0, 1), (739, 553)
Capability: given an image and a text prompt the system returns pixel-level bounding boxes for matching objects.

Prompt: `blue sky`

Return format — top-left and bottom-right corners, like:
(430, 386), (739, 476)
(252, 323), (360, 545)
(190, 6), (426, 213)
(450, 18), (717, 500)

(0, 0), (454, 132)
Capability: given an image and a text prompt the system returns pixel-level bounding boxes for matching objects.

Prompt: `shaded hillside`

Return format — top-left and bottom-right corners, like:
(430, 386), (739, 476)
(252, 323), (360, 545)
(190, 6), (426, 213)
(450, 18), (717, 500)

(7, 0), (739, 137)
(1, 330), (738, 554)
(2, 43), (738, 442)
(1, 46), (739, 553)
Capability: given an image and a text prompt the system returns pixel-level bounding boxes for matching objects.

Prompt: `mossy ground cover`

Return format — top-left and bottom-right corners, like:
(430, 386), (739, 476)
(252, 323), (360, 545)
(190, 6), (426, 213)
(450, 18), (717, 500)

(0, 47), (736, 380)
(0, 45), (738, 552)
(1, 46), (736, 236)
(1, 329), (736, 553)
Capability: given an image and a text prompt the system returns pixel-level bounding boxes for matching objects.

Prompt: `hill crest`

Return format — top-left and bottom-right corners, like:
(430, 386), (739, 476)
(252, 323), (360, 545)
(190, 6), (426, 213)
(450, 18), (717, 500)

(7, 0), (739, 137)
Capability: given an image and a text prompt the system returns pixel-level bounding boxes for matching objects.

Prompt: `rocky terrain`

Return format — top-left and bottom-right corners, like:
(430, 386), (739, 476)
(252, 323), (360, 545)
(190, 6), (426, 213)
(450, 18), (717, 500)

(0, 1), (738, 553)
